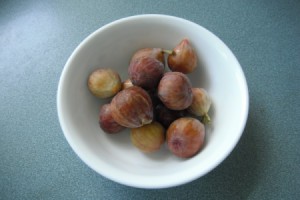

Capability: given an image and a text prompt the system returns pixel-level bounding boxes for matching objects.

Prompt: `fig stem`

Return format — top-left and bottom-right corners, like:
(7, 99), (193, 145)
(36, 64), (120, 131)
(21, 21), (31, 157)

(162, 49), (175, 55)
(202, 113), (211, 125)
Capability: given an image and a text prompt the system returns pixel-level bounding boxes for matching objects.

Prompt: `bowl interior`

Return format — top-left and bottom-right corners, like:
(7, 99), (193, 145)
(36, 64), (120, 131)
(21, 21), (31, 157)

(57, 15), (249, 188)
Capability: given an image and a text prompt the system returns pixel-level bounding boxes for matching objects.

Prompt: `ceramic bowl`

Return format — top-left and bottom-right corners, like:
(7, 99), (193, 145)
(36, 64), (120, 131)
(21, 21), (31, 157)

(57, 14), (249, 189)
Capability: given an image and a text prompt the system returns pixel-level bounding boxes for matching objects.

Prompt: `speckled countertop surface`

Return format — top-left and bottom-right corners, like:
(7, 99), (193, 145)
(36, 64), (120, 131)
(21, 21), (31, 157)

(1, 0), (299, 199)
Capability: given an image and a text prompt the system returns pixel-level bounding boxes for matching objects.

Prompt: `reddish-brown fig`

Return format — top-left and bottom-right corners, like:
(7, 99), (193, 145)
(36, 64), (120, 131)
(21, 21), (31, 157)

(167, 38), (197, 74)
(128, 56), (164, 89)
(157, 72), (193, 110)
(167, 117), (205, 158)
(99, 104), (125, 134)
(130, 48), (165, 64)
(110, 86), (153, 128)
(155, 104), (186, 129)
(147, 89), (162, 108)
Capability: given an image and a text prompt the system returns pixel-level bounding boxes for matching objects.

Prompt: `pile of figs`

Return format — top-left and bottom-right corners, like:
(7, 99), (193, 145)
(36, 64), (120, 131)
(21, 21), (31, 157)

(88, 38), (212, 158)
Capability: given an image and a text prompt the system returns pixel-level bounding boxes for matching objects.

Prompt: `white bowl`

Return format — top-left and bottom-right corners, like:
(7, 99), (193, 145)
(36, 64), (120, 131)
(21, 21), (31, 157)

(57, 14), (249, 189)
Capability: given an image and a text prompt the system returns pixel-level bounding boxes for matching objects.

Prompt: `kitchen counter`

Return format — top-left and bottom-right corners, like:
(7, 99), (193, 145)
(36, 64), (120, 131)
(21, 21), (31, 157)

(1, 0), (299, 199)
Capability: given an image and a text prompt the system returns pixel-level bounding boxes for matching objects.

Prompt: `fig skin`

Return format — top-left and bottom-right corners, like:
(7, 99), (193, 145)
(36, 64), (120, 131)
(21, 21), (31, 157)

(155, 104), (186, 129)
(88, 68), (122, 98)
(128, 56), (164, 89)
(131, 48), (165, 64)
(157, 72), (193, 110)
(167, 38), (197, 74)
(130, 121), (165, 153)
(99, 104), (125, 134)
(147, 89), (162, 108)
(110, 86), (153, 128)
(188, 88), (212, 124)
(167, 117), (205, 158)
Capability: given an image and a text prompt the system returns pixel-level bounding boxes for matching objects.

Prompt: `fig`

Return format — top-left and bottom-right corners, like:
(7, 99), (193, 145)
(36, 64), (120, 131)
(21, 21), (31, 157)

(147, 89), (161, 108)
(110, 86), (153, 128)
(155, 104), (186, 129)
(128, 56), (164, 89)
(167, 38), (197, 74)
(131, 48), (165, 64)
(188, 88), (212, 124)
(157, 72), (193, 110)
(122, 79), (134, 90)
(167, 117), (205, 158)
(99, 104), (125, 134)
(130, 121), (165, 153)
(88, 68), (122, 98)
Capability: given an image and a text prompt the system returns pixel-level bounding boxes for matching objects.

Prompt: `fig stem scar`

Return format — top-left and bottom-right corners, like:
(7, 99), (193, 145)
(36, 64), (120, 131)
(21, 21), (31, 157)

(203, 113), (211, 125)
(162, 49), (175, 55)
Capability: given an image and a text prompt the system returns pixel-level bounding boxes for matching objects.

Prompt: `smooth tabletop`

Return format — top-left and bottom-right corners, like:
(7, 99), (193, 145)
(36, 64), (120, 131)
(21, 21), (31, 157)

(1, 0), (299, 199)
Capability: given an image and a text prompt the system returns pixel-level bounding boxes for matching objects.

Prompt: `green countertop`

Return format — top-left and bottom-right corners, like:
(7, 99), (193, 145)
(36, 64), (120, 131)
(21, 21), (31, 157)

(1, 0), (299, 199)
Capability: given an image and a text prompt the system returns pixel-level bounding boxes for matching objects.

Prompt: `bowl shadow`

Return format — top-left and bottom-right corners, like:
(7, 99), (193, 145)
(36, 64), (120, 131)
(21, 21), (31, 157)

(167, 96), (271, 199)
(142, 143), (173, 161)
(106, 96), (271, 199)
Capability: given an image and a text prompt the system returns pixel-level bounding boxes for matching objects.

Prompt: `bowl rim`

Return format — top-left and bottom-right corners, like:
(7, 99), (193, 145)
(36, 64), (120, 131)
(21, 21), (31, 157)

(57, 14), (249, 189)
